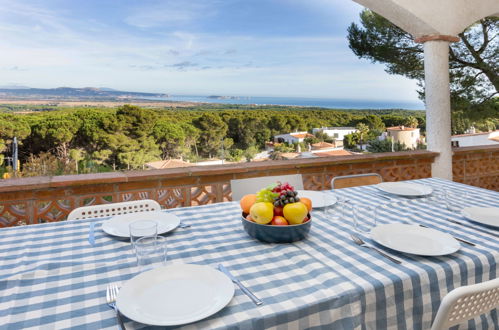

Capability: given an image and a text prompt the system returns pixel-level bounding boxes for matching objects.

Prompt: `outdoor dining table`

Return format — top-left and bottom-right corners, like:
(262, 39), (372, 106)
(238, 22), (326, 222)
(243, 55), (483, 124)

(0, 178), (498, 329)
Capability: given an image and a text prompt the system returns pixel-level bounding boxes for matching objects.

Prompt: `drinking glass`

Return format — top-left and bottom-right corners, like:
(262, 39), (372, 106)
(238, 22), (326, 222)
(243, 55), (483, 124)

(134, 236), (167, 272)
(444, 190), (468, 214)
(327, 192), (347, 221)
(129, 220), (158, 246)
(322, 191), (337, 217)
(429, 188), (446, 206)
(352, 205), (377, 233)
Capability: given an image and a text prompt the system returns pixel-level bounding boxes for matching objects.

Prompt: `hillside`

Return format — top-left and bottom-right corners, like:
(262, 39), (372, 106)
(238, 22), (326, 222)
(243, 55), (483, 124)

(0, 87), (168, 101)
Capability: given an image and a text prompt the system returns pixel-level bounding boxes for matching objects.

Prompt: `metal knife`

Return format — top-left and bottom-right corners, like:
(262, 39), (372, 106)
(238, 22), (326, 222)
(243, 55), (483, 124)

(365, 191), (392, 201)
(217, 264), (263, 306)
(419, 224), (476, 246)
(448, 219), (499, 238)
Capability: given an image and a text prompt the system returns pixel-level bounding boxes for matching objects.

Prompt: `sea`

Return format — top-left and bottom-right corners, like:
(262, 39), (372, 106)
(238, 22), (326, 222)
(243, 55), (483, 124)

(146, 95), (425, 110)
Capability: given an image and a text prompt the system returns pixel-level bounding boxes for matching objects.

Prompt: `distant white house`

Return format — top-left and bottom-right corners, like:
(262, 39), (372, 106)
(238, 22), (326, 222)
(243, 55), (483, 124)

(145, 158), (234, 168)
(196, 159), (229, 166)
(274, 131), (314, 144)
(451, 130), (499, 147)
(312, 127), (357, 141)
(379, 126), (421, 149)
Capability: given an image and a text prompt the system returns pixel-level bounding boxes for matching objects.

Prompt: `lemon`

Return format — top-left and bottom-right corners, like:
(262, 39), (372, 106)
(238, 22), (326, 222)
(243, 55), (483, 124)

(283, 202), (308, 224)
(249, 202), (274, 224)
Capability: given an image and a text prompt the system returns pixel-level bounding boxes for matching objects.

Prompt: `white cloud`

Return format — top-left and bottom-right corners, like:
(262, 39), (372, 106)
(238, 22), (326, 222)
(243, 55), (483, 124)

(124, 0), (220, 28)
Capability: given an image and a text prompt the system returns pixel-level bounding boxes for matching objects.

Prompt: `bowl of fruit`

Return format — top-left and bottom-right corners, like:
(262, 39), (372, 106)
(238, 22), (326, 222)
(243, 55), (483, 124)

(239, 182), (312, 243)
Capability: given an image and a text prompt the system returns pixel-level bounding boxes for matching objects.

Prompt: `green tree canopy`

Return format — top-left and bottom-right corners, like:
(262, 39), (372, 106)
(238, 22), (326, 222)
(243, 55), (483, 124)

(361, 114), (386, 131)
(367, 138), (408, 153)
(193, 113), (228, 158)
(348, 10), (498, 104)
(356, 122), (370, 149)
(31, 115), (81, 163)
(153, 120), (186, 159)
(116, 105), (158, 139)
(0, 115), (31, 141)
(404, 116), (419, 128)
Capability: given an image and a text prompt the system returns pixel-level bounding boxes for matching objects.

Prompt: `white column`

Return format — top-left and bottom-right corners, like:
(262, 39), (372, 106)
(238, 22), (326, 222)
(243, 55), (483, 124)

(424, 41), (453, 180)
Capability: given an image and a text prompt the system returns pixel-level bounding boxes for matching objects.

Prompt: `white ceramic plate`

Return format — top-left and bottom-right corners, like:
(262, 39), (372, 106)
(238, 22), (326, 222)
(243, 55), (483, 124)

(370, 223), (460, 256)
(376, 182), (433, 197)
(117, 264), (234, 326)
(461, 207), (499, 228)
(297, 190), (337, 208)
(101, 211), (180, 238)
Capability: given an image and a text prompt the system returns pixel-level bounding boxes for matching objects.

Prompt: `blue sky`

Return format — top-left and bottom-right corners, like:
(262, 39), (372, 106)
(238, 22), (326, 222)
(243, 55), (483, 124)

(0, 0), (421, 102)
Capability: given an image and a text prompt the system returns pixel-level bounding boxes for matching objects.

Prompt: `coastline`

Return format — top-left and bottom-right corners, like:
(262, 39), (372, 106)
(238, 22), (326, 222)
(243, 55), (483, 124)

(0, 96), (425, 111)
(144, 95), (425, 110)
(0, 99), (200, 108)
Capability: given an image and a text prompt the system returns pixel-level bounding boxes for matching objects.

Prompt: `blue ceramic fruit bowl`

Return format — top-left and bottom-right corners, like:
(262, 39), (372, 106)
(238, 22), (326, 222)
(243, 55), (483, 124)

(241, 213), (312, 243)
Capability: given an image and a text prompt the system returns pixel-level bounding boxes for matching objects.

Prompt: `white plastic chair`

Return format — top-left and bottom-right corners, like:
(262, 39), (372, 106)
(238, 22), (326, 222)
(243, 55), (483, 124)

(230, 174), (304, 201)
(67, 199), (161, 220)
(431, 277), (499, 330)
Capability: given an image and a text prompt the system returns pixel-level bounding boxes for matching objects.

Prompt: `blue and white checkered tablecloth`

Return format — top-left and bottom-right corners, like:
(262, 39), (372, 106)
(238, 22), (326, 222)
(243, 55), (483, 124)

(0, 178), (498, 329)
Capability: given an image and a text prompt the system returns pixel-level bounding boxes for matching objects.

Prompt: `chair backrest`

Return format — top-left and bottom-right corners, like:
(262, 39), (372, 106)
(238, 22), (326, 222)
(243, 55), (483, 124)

(431, 277), (499, 330)
(331, 173), (382, 190)
(67, 199), (161, 220)
(230, 174), (304, 201)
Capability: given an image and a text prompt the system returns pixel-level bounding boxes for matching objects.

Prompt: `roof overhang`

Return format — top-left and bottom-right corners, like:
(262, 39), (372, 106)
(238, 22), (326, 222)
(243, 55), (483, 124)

(353, 0), (499, 38)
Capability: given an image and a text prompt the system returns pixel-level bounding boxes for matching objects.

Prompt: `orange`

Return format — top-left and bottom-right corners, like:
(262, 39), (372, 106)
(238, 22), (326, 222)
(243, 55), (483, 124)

(240, 194), (257, 213)
(300, 197), (312, 211)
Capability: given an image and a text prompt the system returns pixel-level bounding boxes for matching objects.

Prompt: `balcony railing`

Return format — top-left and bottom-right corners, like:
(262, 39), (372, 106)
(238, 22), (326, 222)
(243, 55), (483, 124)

(452, 145), (499, 190)
(0, 145), (497, 227)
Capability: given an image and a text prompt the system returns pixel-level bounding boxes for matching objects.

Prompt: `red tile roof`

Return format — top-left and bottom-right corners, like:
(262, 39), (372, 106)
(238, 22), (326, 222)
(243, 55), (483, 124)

(386, 126), (418, 131)
(290, 133), (314, 139)
(311, 142), (336, 150)
(145, 159), (191, 169)
(280, 152), (300, 159)
(314, 150), (353, 157)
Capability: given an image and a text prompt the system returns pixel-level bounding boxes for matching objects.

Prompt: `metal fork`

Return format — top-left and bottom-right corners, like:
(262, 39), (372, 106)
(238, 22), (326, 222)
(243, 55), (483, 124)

(106, 284), (126, 330)
(350, 234), (402, 264)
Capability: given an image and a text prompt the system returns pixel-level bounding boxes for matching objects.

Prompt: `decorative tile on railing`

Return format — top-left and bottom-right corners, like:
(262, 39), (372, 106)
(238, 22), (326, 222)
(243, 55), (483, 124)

(81, 195), (115, 206)
(303, 174), (324, 190)
(35, 199), (73, 224)
(121, 191), (152, 202)
(190, 185), (218, 206)
(379, 167), (400, 181)
(222, 183), (232, 202)
(0, 203), (28, 226)
(157, 188), (186, 208)
(398, 166), (419, 181)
